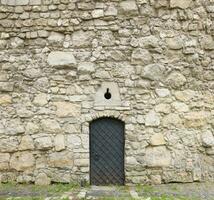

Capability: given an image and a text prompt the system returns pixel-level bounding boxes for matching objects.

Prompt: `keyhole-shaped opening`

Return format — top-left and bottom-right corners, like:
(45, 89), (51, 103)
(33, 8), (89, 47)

(104, 88), (112, 100)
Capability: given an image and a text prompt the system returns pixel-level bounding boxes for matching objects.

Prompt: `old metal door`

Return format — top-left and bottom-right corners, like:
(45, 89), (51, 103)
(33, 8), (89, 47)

(90, 117), (125, 185)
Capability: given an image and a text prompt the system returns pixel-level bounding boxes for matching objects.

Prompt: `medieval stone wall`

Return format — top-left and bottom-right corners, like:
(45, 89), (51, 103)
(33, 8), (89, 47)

(0, 0), (214, 185)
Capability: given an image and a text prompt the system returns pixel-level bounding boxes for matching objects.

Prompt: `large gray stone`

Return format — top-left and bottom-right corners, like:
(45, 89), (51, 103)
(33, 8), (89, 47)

(48, 151), (73, 169)
(48, 32), (64, 44)
(35, 136), (53, 150)
(170, 0), (192, 9)
(0, 153), (10, 170)
(131, 48), (152, 65)
(0, 137), (19, 153)
(78, 62), (95, 73)
(145, 110), (160, 127)
(119, 0), (138, 16)
(54, 134), (65, 151)
(0, 82), (14, 92)
(53, 102), (81, 118)
(10, 152), (35, 171)
(48, 51), (76, 68)
(41, 119), (61, 133)
(35, 173), (51, 185)
(19, 135), (34, 150)
(72, 30), (95, 47)
(201, 130), (214, 147)
(145, 146), (171, 167)
(166, 72), (186, 89)
(142, 64), (165, 81)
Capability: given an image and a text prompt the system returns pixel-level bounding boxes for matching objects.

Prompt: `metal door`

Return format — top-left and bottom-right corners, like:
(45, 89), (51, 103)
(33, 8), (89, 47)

(90, 117), (125, 185)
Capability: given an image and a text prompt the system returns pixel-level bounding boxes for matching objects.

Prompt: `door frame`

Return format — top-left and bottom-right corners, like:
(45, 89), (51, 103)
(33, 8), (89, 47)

(89, 117), (125, 185)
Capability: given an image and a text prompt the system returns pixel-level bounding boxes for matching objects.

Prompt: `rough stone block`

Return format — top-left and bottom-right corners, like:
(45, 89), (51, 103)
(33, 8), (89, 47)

(54, 134), (65, 151)
(131, 48), (152, 65)
(145, 146), (171, 167)
(0, 82), (14, 92)
(0, 153), (10, 170)
(19, 135), (34, 150)
(35, 173), (51, 185)
(10, 152), (35, 171)
(48, 151), (73, 169)
(0, 95), (12, 105)
(150, 133), (166, 146)
(170, 0), (192, 9)
(47, 51), (76, 68)
(41, 119), (61, 133)
(35, 136), (53, 150)
(145, 110), (160, 127)
(53, 102), (81, 118)
(119, 0), (138, 16)
(201, 130), (214, 147)
(72, 30), (95, 48)
(142, 64), (165, 81)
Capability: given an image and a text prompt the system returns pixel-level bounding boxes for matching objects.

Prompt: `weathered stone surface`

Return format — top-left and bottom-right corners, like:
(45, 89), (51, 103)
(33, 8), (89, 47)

(145, 146), (171, 167)
(141, 64), (165, 81)
(23, 68), (41, 79)
(19, 135), (34, 150)
(48, 151), (73, 169)
(166, 37), (183, 50)
(200, 35), (214, 50)
(35, 136), (53, 150)
(0, 95), (12, 105)
(91, 9), (104, 18)
(174, 90), (195, 102)
(78, 62), (95, 73)
(131, 48), (152, 65)
(105, 5), (118, 16)
(0, 0), (214, 186)
(184, 112), (210, 128)
(25, 122), (39, 134)
(126, 157), (138, 165)
(145, 110), (160, 127)
(33, 93), (48, 106)
(155, 88), (170, 97)
(172, 102), (189, 112)
(166, 72), (187, 89)
(170, 0), (192, 9)
(0, 137), (18, 152)
(119, 0), (138, 16)
(162, 113), (182, 127)
(72, 30), (95, 47)
(47, 51), (76, 68)
(35, 173), (51, 186)
(0, 153), (10, 170)
(53, 102), (81, 118)
(5, 119), (25, 135)
(2, 0), (29, 6)
(41, 119), (61, 133)
(34, 77), (49, 92)
(10, 37), (24, 48)
(150, 133), (166, 146)
(54, 134), (65, 151)
(10, 152), (35, 171)
(155, 103), (171, 114)
(0, 82), (14, 92)
(48, 32), (64, 44)
(201, 130), (214, 147)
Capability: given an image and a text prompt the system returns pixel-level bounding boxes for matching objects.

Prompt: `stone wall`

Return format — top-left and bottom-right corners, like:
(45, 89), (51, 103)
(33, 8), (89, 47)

(0, 0), (214, 185)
